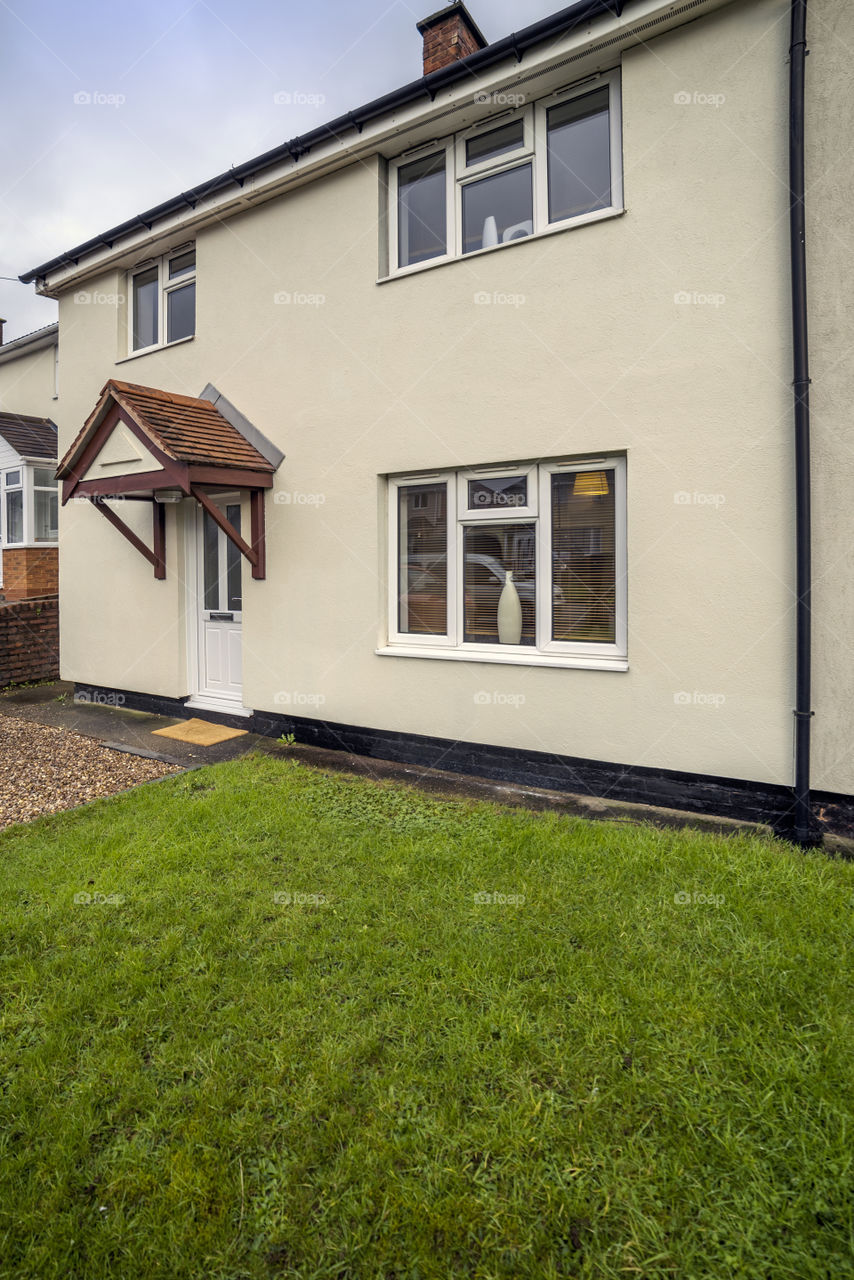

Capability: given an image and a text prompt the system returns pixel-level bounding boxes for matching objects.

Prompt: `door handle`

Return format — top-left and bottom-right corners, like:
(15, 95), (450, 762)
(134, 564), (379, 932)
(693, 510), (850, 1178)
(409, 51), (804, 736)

(209, 612), (234, 622)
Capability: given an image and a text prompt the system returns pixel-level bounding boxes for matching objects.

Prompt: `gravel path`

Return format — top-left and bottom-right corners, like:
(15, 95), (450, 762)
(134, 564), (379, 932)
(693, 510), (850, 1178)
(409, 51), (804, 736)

(0, 714), (181, 830)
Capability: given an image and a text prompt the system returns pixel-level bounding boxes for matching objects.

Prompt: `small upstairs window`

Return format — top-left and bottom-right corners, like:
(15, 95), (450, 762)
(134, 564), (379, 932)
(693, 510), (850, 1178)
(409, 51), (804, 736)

(131, 245), (196, 353)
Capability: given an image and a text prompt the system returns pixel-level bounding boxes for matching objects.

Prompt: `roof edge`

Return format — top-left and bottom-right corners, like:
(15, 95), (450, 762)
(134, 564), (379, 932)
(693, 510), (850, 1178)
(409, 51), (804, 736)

(20, 0), (634, 286)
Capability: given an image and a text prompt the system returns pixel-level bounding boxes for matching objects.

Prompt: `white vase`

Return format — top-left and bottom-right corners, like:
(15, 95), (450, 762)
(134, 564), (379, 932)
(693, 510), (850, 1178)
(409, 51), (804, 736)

(481, 215), (499, 249)
(497, 570), (523, 645)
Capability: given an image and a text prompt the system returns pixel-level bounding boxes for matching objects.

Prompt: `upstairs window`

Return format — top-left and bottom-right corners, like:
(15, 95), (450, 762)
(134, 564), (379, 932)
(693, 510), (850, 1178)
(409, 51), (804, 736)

(388, 71), (622, 274)
(131, 245), (196, 352)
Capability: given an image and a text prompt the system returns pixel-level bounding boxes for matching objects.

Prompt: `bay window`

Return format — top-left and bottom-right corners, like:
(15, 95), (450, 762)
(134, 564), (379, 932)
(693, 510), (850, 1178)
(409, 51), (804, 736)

(388, 71), (622, 274)
(1, 465), (58, 548)
(386, 458), (627, 668)
(130, 245), (196, 352)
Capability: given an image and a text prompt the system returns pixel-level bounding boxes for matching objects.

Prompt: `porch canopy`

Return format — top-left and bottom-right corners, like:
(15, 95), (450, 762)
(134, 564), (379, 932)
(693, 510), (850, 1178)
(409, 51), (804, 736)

(57, 380), (280, 580)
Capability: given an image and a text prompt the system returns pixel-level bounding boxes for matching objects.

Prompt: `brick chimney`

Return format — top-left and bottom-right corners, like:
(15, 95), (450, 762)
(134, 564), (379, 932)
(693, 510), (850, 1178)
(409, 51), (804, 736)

(417, 3), (487, 76)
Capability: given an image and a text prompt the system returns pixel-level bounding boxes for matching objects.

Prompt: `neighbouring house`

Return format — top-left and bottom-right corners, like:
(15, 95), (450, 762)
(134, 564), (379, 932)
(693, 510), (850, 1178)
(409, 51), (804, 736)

(0, 322), (60, 682)
(16, 0), (854, 840)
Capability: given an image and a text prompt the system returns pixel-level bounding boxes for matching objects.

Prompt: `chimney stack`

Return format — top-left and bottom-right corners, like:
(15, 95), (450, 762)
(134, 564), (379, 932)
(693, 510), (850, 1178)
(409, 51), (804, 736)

(417, 3), (487, 77)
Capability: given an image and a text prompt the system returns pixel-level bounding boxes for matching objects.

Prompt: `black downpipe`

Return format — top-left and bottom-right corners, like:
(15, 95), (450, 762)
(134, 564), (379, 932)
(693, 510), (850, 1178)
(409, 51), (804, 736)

(789, 0), (815, 845)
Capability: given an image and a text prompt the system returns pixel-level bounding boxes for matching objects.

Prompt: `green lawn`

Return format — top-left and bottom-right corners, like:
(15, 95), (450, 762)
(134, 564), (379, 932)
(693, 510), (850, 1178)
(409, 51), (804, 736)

(1, 753), (852, 1280)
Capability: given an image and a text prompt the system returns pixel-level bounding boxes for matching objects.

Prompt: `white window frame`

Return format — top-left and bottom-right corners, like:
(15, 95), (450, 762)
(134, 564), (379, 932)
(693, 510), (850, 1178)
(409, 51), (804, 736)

(389, 141), (455, 275)
(457, 463), (538, 520)
(384, 456), (627, 669)
(386, 70), (623, 277)
(534, 71), (623, 235)
(129, 243), (196, 355)
(31, 465), (59, 544)
(2, 468), (24, 547)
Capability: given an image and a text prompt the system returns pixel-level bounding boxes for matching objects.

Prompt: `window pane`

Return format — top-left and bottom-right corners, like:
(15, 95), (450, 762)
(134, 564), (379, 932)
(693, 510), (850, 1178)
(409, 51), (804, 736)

(551, 470), (616, 643)
(547, 87), (611, 224)
(398, 483), (447, 635)
(167, 281), (195, 343)
(132, 266), (159, 350)
(468, 475), (527, 511)
(34, 488), (58, 542)
(226, 504), (241, 612)
(6, 489), (23, 544)
(33, 467), (56, 488)
(463, 523), (536, 645)
(203, 511), (219, 610)
(398, 152), (447, 267)
(466, 119), (525, 167)
(462, 163), (533, 254)
(5, 470), (21, 488)
(169, 249), (195, 278)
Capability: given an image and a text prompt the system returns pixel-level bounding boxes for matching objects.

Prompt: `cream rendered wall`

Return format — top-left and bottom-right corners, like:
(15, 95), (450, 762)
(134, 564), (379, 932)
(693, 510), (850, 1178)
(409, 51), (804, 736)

(806, 0), (854, 795)
(0, 341), (57, 421)
(55, 0), (815, 790)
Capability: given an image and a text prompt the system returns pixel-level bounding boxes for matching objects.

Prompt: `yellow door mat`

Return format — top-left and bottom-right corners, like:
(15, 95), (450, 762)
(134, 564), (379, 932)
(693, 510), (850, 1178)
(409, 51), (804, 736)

(152, 718), (249, 746)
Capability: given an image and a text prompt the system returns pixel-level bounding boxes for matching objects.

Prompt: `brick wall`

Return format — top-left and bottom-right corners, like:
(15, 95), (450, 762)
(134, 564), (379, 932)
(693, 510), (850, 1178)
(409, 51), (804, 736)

(420, 10), (484, 75)
(2, 546), (59, 601)
(0, 595), (59, 688)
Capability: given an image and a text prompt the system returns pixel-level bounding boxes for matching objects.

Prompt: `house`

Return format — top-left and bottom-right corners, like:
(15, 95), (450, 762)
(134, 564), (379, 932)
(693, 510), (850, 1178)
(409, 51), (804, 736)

(0, 324), (59, 599)
(16, 0), (854, 841)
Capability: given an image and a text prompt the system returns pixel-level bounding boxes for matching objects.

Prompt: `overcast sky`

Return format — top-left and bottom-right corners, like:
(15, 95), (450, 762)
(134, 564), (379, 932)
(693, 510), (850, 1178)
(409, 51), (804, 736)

(0, 0), (559, 341)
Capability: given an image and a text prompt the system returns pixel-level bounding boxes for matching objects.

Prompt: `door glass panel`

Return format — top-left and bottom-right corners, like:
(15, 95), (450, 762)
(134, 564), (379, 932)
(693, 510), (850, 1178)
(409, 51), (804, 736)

(203, 510), (219, 610)
(463, 523), (536, 645)
(462, 163), (533, 253)
(226, 504), (241, 612)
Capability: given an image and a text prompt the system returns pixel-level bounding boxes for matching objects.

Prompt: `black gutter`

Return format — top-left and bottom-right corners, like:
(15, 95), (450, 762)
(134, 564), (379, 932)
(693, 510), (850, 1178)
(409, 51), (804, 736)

(19, 0), (633, 284)
(789, 0), (816, 845)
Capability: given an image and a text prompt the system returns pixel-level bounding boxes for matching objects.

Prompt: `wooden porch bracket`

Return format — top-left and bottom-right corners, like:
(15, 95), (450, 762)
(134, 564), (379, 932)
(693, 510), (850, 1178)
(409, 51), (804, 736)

(92, 498), (165, 579)
(190, 485), (261, 574)
(250, 489), (266, 580)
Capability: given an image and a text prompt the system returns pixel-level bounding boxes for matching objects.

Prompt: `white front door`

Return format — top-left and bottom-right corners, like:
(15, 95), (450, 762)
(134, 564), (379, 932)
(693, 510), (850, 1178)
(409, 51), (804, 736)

(196, 498), (243, 707)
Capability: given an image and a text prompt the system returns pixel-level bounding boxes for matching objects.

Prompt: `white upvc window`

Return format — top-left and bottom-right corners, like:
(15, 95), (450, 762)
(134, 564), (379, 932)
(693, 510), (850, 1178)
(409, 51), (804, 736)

(385, 456), (627, 669)
(130, 244), (196, 353)
(1, 464), (59, 547)
(388, 70), (622, 275)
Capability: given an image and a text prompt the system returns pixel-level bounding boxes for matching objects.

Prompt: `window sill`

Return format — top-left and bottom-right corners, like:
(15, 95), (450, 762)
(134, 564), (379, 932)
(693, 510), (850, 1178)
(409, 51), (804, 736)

(377, 206), (625, 284)
(376, 645), (628, 672)
(116, 334), (195, 365)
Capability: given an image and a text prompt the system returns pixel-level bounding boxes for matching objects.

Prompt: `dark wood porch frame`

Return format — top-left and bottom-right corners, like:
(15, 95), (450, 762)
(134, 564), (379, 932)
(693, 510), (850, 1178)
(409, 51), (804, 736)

(61, 402), (272, 580)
